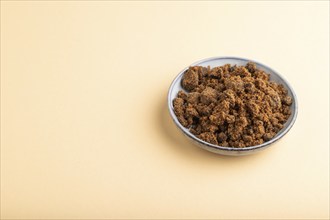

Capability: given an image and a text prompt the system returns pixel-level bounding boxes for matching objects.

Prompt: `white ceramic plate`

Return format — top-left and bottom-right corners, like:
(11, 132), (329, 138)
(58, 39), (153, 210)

(167, 57), (298, 156)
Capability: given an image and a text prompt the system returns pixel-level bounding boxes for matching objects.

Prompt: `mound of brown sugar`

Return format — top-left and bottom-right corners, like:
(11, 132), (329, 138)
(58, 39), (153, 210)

(173, 62), (292, 148)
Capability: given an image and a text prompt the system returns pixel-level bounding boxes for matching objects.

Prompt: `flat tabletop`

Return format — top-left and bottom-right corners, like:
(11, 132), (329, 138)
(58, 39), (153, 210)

(1, 1), (329, 219)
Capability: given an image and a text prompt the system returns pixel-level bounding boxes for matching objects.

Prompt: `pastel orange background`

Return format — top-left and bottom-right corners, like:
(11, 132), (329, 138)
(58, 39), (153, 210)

(1, 1), (329, 219)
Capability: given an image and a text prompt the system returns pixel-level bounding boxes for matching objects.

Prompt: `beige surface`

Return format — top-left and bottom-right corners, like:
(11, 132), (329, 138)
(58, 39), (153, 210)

(1, 1), (329, 219)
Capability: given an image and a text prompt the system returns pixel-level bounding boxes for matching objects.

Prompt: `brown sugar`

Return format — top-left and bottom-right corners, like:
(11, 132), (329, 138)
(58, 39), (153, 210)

(173, 62), (292, 148)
